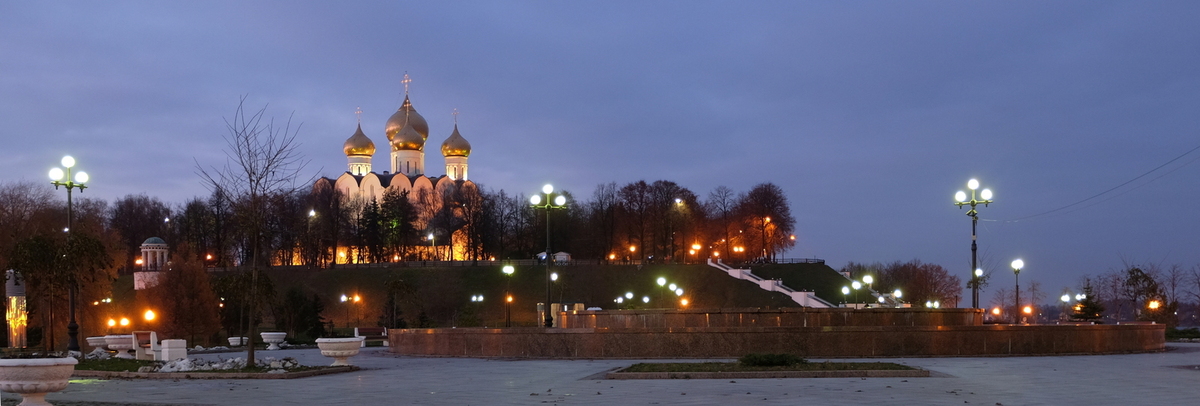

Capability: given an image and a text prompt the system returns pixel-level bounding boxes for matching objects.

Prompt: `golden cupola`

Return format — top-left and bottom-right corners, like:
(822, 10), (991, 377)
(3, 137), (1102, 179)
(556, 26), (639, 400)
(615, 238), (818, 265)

(440, 124), (471, 157)
(391, 121), (425, 151)
(343, 124), (375, 156)
(385, 96), (429, 145)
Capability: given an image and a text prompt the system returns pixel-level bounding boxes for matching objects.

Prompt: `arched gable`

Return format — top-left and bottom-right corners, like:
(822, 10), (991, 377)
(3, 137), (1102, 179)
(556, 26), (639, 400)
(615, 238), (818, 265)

(333, 173), (362, 202)
(360, 173), (385, 203)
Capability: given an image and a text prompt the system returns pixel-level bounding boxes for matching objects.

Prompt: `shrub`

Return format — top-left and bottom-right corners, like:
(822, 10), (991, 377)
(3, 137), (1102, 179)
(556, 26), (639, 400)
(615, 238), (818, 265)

(738, 353), (807, 367)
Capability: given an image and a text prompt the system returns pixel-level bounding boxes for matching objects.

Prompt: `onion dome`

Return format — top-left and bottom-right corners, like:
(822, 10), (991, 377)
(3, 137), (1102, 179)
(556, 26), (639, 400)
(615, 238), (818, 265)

(143, 237), (166, 245)
(385, 96), (429, 142)
(391, 121), (425, 151)
(342, 124), (375, 156)
(440, 124), (472, 157)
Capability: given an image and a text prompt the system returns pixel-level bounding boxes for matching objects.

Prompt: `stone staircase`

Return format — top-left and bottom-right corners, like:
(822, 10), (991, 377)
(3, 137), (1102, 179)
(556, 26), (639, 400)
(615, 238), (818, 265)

(707, 259), (834, 308)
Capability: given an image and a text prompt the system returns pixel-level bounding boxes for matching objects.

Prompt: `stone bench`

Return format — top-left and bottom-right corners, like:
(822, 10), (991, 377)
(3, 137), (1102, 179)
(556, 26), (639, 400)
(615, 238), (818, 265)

(354, 327), (388, 347)
(159, 339), (188, 361)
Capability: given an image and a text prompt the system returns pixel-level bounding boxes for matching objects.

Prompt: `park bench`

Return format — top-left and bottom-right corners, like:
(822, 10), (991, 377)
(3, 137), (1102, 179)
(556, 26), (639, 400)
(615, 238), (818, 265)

(132, 331), (160, 361)
(354, 327), (389, 347)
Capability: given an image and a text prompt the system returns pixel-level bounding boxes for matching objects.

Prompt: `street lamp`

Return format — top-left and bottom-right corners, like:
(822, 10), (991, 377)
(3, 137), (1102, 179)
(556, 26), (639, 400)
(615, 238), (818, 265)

(427, 232), (435, 261)
(955, 178), (993, 309)
(851, 281), (862, 305)
(50, 155), (89, 354)
(841, 286), (850, 306)
(530, 184), (567, 327)
(502, 265), (515, 327)
(1011, 259), (1024, 323)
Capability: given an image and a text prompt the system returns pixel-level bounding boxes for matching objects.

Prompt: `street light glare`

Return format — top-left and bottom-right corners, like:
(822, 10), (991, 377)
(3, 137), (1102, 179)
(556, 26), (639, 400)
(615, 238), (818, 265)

(980, 189), (992, 200)
(851, 281), (862, 290)
(554, 195), (567, 206)
(668, 283), (677, 291)
(675, 288), (683, 296)
(893, 289), (902, 298)
(530, 195), (541, 205)
(955, 191), (967, 202)
(542, 184), (554, 194)
(1061, 294), (1071, 302)
(503, 265), (514, 275)
(642, 296), (650, 303)
(975, 268), (983, 277)
(75, 171), (88, 183)
(62, 156), (75, 168)
(967, 179), (979, 190)
(49, 167), (63, 181)
(1011, 259), (1024, 270)
(551, 272), (558, 281)
(841, 286), (850, 295)
(862, 275), (873, 284)
(144, 309), (156, 321)
(625, 292), (633, 299)
(657, 277), (666, 286)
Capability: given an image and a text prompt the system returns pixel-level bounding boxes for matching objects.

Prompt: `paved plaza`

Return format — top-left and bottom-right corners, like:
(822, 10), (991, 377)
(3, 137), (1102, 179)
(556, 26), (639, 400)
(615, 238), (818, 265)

(5, 343), (1200, 405)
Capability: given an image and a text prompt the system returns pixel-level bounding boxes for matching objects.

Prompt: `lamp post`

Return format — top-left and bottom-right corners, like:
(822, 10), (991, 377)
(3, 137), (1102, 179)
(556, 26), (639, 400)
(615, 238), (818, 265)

(955, 178), (993, 309)
(502, 265), (515, 327)
(530, 184), (567, 327)
(1011, 259), (1024, 324)
(851, 281), (862, 306)
(841, 286), (850, 306)
(50, 155), (89, 354)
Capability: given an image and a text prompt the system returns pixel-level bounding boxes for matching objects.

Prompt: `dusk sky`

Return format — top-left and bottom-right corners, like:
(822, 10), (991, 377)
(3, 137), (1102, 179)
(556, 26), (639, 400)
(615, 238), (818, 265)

(3, 2), (1199, 306)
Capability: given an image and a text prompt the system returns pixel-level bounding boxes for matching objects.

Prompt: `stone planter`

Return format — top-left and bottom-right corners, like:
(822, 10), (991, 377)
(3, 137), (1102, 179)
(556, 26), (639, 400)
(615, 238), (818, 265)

(0, 357), (78, 406)
(315, 337), (365, 366)
(85, 336), (108, 351)
(227, 336), (248, 347)
(260, 332), (286, 350)
(104, 335), (134, 359)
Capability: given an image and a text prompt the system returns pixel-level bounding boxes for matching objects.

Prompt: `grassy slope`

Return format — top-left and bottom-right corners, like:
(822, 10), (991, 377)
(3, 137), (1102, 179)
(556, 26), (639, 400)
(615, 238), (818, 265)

(748, 263), (848, 305)
(119, 263), (844, 329)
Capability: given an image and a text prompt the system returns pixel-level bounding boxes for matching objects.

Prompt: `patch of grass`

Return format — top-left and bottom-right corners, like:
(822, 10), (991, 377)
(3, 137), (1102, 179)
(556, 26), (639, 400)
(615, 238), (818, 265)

(739, 353), (806, 367)
(77, 358), (161, 372)
(622, 361), (916, 373)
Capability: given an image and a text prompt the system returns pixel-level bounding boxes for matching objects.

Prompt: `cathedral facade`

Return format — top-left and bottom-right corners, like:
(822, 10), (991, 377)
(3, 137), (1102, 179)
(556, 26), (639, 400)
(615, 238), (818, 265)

(313, 89), (477, 262)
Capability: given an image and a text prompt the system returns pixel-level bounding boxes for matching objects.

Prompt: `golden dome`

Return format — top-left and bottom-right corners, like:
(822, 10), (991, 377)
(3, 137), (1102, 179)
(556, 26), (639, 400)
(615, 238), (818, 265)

(391, 121), (425, 151)
(441, 124), (471, 157)
(343, 124), (375, 156)
(385, 96), (429, 142)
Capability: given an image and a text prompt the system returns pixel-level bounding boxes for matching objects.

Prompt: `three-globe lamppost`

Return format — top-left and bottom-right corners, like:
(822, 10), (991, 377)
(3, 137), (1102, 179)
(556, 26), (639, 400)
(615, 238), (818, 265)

(955, 178), (993, 309)
(50, 156), (89, 353)
(530, 184), (566, 328)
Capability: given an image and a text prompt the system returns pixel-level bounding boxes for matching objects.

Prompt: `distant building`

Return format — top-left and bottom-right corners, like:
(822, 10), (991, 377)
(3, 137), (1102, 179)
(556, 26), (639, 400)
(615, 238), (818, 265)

(313, 78), (477, 263)
(134, 237), (168, 290)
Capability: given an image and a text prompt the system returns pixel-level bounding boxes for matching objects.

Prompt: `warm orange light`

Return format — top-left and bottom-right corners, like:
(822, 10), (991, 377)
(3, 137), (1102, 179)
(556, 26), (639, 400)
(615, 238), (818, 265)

(206, 254), (213, 260)
(608, 254), (616, 260)
(991, 308), (1001, 316)
(119, 317), (130, 326)
(219, 303), (224, 308)
(135, 258), (143, 265)
(691, 244), (701, 250)
(764, 217), (771, 223)
(1148, 300), (1161, 310)
(107, 319), (116, 327)
(689, 249), (696, 255)
(93, 301), (100, 305)
(680, 298), (689, 306)
(789, 235), (796, 240)
(1022, 306), (1032, 315)
(144, 310), (156, 321)
(629, 246), (637, 253)
(353, 295), (361, 303)
(394, 255), (400, 261)
(713, 252), (720, 257)
(506, 295), (513, 303)
(1073, 304), (1082, 311)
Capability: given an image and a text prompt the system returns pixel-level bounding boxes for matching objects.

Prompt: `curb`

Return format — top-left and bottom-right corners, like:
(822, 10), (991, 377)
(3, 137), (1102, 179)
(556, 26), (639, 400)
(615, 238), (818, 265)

(72, 365), (359, 380)
(606, 369), (930, 380)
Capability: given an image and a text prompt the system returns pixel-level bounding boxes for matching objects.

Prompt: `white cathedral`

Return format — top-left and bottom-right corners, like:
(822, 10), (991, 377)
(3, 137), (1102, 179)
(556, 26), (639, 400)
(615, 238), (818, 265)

(314, 84), (478, 262)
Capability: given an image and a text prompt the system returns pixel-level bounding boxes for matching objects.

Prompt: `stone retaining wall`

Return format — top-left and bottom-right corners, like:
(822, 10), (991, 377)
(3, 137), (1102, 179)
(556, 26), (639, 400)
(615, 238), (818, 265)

(389, 324), (1164, 358)
(557, 308), (983, 329)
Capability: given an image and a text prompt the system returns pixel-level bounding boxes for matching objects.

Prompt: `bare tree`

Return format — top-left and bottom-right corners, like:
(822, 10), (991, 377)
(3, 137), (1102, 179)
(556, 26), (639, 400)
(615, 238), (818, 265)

(196, 96), (310, 367)
(706, 186), (737, 260)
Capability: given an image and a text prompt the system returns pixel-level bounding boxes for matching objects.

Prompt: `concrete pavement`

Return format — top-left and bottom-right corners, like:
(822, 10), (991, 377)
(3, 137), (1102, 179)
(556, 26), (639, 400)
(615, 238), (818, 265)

(6, 343), (1200, 405)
